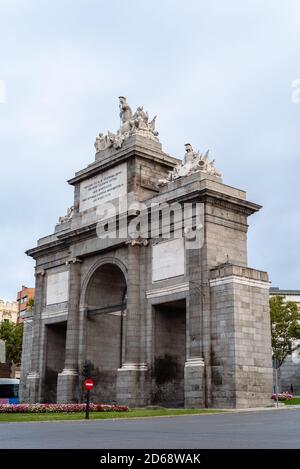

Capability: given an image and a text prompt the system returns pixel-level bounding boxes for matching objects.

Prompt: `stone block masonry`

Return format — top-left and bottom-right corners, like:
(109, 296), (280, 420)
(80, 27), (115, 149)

(210, 265), (273, 408)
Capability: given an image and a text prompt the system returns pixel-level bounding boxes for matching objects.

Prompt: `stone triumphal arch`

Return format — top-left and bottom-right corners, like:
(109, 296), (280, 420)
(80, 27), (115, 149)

(20, 97), (273, 408)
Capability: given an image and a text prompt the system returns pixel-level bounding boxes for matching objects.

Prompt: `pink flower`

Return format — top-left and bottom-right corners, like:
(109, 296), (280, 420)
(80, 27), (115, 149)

(0, 403), (129, 414)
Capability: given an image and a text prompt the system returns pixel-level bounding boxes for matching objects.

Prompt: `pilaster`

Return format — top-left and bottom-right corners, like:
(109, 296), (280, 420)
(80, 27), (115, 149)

(185, 248), (206, 407)
(116, 240), (149, 406)
(57, 257), (82, 403)
(27, 269), (45, 403)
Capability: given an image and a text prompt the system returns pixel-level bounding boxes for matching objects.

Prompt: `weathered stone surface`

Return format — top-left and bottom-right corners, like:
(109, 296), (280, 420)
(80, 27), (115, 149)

(46, 271), (69, 306)
(152, 238), (185, 282)
(210, 266), (272, 408)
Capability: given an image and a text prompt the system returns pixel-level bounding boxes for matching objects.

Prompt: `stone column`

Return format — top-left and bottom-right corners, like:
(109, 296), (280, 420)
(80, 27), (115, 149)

(116, 240), (148, 407)
(184, 248), (205, 408)
(57, 257), (82, 403)
(27, 269), (45, 403)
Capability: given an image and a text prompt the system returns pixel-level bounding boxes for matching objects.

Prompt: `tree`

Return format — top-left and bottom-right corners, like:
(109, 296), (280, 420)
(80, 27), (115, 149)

(270, 296), (300, 368)
(27, 298), (34, 311)
(0, 321), (23, 365)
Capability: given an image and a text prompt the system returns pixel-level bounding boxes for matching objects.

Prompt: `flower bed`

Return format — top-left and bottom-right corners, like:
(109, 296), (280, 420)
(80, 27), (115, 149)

(271, 392), (293, 401)
(0, 403), (129, 414)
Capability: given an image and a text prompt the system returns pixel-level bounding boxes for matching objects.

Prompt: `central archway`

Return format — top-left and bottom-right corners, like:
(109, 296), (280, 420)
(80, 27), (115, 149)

(84, 262), (127, 404)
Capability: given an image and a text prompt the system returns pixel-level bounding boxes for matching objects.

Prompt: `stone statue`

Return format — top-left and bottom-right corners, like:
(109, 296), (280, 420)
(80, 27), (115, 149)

(148, 115), (158, 134)
(94, 97), (159, 153)
(94, 133), (110, 152)
(158, 143), (222, 186)
(132, 106), (149, 130)
(119, 96), (133, 124)
(184, 143), (198, 164)
(111, 132), (125, 149)
(58, 206), (74, 224)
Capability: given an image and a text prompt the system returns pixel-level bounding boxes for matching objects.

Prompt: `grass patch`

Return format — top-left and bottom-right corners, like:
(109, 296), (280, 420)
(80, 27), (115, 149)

(0, 408), (222, 423)
(283, 397), (300, 405)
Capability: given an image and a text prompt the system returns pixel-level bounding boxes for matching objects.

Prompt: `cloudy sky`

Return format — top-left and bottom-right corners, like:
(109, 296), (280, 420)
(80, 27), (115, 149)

(0, 0), (299, 300)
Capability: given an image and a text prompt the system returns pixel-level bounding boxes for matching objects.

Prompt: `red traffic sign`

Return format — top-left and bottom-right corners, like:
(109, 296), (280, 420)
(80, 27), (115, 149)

(83, 378), (95, 391)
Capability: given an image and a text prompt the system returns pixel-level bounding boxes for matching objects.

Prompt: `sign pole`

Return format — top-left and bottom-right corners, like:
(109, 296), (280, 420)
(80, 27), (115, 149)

(85, 389), (90, 420)
(83, 378), (95, 420)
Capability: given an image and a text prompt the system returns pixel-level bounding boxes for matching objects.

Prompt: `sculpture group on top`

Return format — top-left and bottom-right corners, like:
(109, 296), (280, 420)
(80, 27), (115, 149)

(158, 143), (222, 186)
(94, 97), (221, 185)
(94, 96), (159, 152)
(57, 206), (74, 225)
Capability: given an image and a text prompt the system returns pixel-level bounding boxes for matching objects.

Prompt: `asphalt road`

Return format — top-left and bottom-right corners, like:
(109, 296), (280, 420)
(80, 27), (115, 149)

(0, 409), (299, 449)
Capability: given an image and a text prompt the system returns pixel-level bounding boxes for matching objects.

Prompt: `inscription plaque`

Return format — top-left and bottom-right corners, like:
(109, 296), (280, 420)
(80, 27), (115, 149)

(79, 163), (127, 212)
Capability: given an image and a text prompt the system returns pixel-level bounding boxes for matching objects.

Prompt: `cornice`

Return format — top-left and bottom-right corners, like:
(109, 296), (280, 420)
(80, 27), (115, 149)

(68, 145), (178, 186)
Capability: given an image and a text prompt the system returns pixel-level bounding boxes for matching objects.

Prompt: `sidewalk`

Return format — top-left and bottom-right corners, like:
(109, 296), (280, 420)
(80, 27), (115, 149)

(217, 404), (300, 413)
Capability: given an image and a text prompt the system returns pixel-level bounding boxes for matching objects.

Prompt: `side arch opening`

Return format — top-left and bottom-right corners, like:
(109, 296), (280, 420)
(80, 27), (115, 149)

(84, 263), (127, 403)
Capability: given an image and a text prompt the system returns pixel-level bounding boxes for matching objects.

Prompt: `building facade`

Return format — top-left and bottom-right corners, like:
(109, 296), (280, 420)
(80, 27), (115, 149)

(270, 288), (300, 393)
(0, 300), (18, 324)
(17, 286), (35, 323)
(20, 98), (273, 408)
